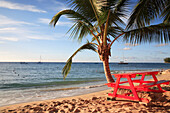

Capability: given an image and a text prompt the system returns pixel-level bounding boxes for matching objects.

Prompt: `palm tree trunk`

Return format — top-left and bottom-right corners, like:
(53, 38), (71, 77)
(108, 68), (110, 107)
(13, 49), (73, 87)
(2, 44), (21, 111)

(102, 54), (115, 83)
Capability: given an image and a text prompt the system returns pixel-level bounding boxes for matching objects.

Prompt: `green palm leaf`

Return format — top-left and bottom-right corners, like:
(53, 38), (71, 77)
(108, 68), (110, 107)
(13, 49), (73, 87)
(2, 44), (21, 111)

(162, 1), (170, 23)
(124, 23), (170, 44)
(67, 20), (94, 41)
(62, 43), (97, 79)
(96, 0), (129, 27)
(50, 9), (93, 27)
(108, 26), (124, 39)
(127, 0), (168, 29)
(67, 0), (98, 22)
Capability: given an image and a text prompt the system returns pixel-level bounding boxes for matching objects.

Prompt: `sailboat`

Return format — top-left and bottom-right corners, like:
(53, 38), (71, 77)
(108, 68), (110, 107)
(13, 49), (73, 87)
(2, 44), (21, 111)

(20, 62), (28, 64)
(37, 56), (42, 64)
(118, 51), (128, 64)
(118, 61), (128, 64)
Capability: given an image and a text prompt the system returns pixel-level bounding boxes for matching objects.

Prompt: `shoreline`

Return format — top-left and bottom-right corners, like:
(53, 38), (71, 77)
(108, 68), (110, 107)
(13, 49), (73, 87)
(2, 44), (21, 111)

(0, 81), (109, 107)
(0, 75), (152, 107)
(0, 89), (111, 110)
(0, 70), (170, 112)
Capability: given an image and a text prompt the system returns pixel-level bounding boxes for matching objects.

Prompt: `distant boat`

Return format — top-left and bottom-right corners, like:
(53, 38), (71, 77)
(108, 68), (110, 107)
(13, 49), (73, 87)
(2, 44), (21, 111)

(37, 61), (42, 64)
(37, 56), (42, 64)
(20, 62), (28, 64)
(118, 61), (128, 64)
(119, 51), (128, 64)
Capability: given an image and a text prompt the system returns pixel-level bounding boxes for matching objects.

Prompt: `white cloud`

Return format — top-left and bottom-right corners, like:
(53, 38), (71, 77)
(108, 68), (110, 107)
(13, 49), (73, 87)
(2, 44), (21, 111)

(0, 27), (68, 42)
(125, 43), (139, 46)
(36, 0), (68, 11)
(0, 16), (69, 42)
(0, 15), (36, 26)
(39, 18), (73, 26)
(25, 32), (70, 41)
(155, 43), (169, 47)
(39, 18), (51, 24)
(155, 51), (168, 55)
(0, 34), (57, 42)
(123, 47), (131, 50)
(0, 26), (32, 35)
(54, 1), (66, 6)
(0, 0), (46, 13)
(159, 52), (168, 54)
(53, 1), (68, 11)
(26, 35), (55, 40)
(0, 27), (17, 32)
(0, 36), (19, 42)
(0, 27), (57, 41)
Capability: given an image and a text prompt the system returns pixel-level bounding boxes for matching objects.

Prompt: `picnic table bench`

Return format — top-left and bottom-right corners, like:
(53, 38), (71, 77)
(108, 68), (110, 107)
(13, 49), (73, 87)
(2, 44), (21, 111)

(105, 71), (170, 103)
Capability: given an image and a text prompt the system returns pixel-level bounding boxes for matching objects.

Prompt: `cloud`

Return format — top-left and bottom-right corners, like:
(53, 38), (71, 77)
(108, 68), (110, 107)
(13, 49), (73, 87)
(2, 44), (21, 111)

(25, 33), (70, 40)
(52, 1), (68, 11)
(0, 16), (69, 42)
(0, 0), (46, 13)
(0, 34), (57, 42)
(0, 36), (19, 42)
(0, 27), (17, 32)
(0, 26), (68, 42)
(39, 18), (51, 24)
(0, 15), (36, 26)
(39, 18), (73, 26)
(0, 27), (57, 41)
(36, 0), (67, 11)
(159, 52), (168, 54)
(125, 43), (139, 46)
(155, 43), (169, 47)
(26, 35), (56, 40)
(123, 47), (131, 50)
(155, 51), (168, 55)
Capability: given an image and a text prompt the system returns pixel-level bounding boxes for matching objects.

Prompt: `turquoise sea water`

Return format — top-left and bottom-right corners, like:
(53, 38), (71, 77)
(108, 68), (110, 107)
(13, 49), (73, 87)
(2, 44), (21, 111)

(0, 62), (170, 106)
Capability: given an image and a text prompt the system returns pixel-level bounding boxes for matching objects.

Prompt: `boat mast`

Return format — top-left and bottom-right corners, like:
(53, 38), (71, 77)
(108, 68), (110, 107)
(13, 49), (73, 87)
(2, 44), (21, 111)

(39, 56), (41, 63)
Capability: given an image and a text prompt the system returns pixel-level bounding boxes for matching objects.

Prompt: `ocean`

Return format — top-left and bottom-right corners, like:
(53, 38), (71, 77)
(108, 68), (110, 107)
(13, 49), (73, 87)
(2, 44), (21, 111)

(0, 62), (170, 107)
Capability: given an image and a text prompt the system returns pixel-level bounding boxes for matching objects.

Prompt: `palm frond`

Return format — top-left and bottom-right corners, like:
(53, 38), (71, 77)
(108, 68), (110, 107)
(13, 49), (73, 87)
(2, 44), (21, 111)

(50, 9), (93, 27)
(114, 0), (130, 13)
(99, 0), (129, 25)
(91, 33), (101, 42)
(127, 0), (168, 29)
(62, 43), (97, 79)
(67, 0), (98, 22)
(108, 26), (124, 38)
(162, 1), (170, 23)
(67, 20), (94, 42)
(124, 23), (170, 44)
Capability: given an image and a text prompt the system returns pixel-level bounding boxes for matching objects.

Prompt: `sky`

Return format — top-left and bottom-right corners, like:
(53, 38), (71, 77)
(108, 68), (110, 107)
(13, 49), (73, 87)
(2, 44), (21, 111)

(0, 0), (169, 63)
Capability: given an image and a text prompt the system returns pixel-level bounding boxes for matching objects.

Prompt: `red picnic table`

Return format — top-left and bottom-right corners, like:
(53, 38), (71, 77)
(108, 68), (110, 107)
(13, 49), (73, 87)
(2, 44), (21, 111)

(105, 71), (170, 103)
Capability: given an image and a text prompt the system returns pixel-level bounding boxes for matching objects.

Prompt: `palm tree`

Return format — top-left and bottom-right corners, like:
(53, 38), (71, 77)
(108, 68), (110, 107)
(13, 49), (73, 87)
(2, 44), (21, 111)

(50, 0), (170, 83)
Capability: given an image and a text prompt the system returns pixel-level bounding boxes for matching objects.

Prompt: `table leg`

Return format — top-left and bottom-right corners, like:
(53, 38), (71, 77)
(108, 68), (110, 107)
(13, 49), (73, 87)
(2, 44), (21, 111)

(152, 74), (163, 91)
(139, 74), (145, 85)
(112, 76), (121, 97)
(127, 76), (140, 101)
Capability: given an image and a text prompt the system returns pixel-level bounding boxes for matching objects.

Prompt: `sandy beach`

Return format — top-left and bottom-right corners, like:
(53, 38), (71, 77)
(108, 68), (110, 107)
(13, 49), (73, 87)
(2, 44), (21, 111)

(0, 69), (170, 113)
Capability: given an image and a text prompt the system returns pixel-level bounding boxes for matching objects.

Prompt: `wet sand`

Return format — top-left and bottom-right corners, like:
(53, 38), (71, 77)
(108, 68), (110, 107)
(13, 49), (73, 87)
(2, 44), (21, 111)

(0, 69), (170, 113)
